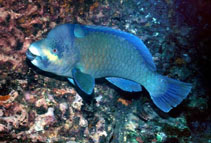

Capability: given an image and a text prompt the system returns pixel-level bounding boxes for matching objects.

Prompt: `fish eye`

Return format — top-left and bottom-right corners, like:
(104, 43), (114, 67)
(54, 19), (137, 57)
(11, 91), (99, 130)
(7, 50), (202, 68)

(53, 49), (57, 53)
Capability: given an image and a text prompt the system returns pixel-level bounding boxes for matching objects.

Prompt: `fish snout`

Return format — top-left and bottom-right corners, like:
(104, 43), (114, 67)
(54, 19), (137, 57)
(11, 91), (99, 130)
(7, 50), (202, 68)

(26, 49), (36, 61)
(26, 43), (45, 67)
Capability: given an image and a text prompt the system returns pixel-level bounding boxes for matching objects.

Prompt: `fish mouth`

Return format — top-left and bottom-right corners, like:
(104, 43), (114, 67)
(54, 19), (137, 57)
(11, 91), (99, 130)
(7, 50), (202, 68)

(26, 44), (44, 67)
(26, 49), (36, 61)
(26, 45), (41, 61)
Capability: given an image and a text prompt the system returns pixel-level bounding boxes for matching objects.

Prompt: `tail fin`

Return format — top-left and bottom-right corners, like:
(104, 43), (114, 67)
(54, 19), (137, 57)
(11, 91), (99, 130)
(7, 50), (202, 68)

(150, 76), (192, 112)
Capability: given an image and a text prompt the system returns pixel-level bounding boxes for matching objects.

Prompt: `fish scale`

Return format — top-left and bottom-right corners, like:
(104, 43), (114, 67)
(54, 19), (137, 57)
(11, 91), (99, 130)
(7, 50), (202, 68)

(75, 31), (144, 80)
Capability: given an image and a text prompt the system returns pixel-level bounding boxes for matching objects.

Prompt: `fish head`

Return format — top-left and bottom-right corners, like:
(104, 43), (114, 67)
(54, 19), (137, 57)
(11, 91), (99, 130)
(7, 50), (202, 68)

(26, 35), (79, 76)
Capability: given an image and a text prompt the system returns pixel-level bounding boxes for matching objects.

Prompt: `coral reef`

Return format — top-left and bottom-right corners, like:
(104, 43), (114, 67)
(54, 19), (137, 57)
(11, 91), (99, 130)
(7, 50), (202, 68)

(0, 0), (210, 142)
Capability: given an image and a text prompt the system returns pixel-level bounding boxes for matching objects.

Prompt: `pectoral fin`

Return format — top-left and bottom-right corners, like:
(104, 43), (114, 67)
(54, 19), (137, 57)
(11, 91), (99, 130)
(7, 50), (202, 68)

(72, 68), (95, 94)
(67, 78), (75, 85)
(106, 77), (142, 92)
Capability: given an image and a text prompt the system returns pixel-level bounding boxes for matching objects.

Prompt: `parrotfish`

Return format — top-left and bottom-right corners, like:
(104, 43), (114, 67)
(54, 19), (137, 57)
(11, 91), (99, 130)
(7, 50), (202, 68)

(26, 24), (192, 112)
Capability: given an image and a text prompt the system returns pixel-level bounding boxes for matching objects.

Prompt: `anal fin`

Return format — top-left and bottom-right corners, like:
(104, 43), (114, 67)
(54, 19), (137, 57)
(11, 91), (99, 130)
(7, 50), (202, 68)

(106, 77), (142, 92)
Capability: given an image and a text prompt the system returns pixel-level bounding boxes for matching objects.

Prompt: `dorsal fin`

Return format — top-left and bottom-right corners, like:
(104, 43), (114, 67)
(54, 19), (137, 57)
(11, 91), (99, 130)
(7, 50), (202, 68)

(74, 24), (86, 38)
(84, 25), (156, 71)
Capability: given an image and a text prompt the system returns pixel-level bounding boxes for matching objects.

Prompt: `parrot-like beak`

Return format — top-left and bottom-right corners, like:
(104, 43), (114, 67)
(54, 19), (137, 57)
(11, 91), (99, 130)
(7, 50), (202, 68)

(26, 43), (43, 67)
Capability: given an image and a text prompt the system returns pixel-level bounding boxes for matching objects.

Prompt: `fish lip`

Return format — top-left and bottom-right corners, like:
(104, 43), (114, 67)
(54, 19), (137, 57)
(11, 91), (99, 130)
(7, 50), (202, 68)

(26, 44), (42, 61)
(26, 49), (36, 61)
(26, 49), (41, 61)
(26, 50), (43, 67)
(28, 44), (41, 56)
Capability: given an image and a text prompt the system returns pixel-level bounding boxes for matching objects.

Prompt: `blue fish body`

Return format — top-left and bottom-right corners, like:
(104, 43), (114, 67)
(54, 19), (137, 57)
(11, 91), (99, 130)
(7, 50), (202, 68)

(26, 24), (192, 112)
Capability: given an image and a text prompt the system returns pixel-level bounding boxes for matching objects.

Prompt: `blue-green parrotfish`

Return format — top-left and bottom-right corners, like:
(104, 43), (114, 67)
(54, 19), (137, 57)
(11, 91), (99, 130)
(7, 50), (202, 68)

(26, 24), (192, 112)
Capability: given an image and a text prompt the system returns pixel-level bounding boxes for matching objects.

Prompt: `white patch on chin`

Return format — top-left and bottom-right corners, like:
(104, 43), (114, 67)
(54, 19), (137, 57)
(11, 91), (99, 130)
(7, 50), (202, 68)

(29, 45), (41, 56)
(31, 59), (39, 67)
